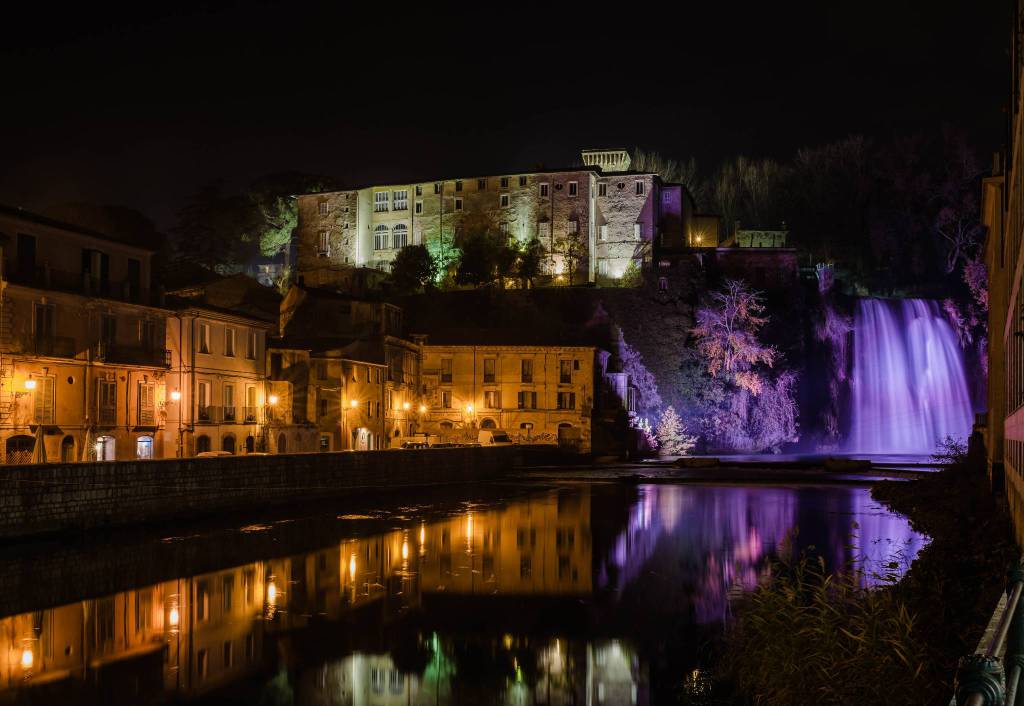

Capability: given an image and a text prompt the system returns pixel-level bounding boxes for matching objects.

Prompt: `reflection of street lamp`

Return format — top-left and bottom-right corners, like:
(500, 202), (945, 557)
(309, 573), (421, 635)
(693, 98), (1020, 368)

(466, 404), (474, 414)
(419, 404), (427, 413)
(402, 401), (411, 411)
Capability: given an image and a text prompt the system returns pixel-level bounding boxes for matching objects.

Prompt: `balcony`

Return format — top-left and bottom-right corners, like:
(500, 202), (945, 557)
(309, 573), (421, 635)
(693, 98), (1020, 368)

(31, 336), (78, 359)
(4, 262), (152, 304)
(197, 406), (221, 424)
(222, 406), (237, 423)
(243, 406), (259, 423)
(93, 342), (170, 368)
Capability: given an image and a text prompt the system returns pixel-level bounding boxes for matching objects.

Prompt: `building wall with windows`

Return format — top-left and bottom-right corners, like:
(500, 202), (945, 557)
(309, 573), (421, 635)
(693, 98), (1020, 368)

(296, 151), (694, 288)
(419, 344), (596, 451)
(165, 308), (274, 457)
(308, 354), (387, 452)
(0, 207), (168, 464)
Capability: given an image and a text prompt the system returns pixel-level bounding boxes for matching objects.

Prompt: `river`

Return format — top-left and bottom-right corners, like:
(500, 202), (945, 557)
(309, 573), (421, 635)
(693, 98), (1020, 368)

(0, 481), (926, 705)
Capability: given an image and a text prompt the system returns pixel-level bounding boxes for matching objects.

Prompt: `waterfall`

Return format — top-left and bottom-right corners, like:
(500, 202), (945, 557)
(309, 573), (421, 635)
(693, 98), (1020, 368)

(848, 298), (973, 454)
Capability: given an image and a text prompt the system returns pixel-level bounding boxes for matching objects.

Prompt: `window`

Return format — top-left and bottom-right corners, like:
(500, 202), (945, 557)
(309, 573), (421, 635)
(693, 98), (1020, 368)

(392, 223), (408, 249)
(318, 397), (328, 421)
(374, 224), (389, 250)
(441, 390), (452, 409)
(245, 386), (257, 422)
(568, 181), (578, 196)
(634, 223), (642, 240)
(521, 359), (533, 383)
(198, 381), (210, 421)
(477, 178), (486, 190)
(519, 176), (527, 187)
(500, 194), (509, 207)
(197, 648), (209, 679)
(567, 220), (578, 234)
(500, 176), (509, 188)
(636, 180), (645, 195)
(33, 303), (55, 342)
(392, 190), (408, 210)
(499, 222), (509, 238)
(98, 379), (117, 425)
(224, 328), (235, 357)
(598, 259), (609, 277)
(223, 641), (234, 669)
(318, 201), (329, 215)
(33, 376), (55, 424)
(483, 358), (496, 383)
(455, 180), (463, 192)
(600, 225), (608, 241)
(196, 434), (210, 453)
(539, 183), (549, 197)
(560, 359), (572, 384)
(139, 319), (157, 350)
(440, 358), (453, 383)
(374, 191), (389, 212)
(415, 184), (423, 196)
(101, 313), (116, 347)
(317, 230), (330, 256)
(598, 183), (607, 196)
(539, 222), (551, 240)
(223, 384), (235, 421)
(136, 435), (153, 459)
(434, 182), (442, 194)
(138, 383), (155, 425)
(415, 201), (423, 214)
(454, 198), (463, 211)
(659, 276), (669, 291)
(198, 322), (210, 354)
(557, 392), (576, 410)
(517, 390), (537, 409)
(315, 361), (327, 379)
(246, 330), (256, 360)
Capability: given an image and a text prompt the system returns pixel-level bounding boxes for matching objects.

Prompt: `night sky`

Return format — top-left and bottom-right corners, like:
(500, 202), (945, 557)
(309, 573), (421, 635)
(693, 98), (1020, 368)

(0, 2), (1010, 229)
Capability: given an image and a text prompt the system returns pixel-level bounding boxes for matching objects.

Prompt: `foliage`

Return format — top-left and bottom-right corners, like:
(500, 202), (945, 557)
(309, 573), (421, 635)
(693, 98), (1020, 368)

(615, 327), (662, 413)
(554, 231), (586, 284)
(618, 261), (643, 288)
(631, 148), (706, 207)
(389, 245), (438, 294)
(633, 415), (658, 451)
(748, 371), (800, 452)
(517, 238), (545, 287)
(169, 181), (262, 271)
(656, 406), (697, 455)
(963, 257), (988, 310)
(692, 279), (776, 393)
(931, 435), (967, 465)
(720, 550), (931, 706)
(454, 230), (517, 287)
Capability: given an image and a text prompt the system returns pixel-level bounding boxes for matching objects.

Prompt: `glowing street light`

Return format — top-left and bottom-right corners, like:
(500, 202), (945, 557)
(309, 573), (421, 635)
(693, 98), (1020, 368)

(23, 379), (36, 391)
(268, 394), (279, 406)
(402, 401), (411, 411)
(350, 398), (359, 408)
(170, 389), (182, 402)
(20, 648), (32, 670)
(169, 606), (180, 627)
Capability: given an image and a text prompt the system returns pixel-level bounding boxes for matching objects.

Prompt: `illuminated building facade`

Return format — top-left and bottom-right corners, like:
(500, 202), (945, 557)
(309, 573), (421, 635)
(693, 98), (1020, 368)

(295, 149), (698, 287)
(419, 344), (598, 451)
(0, 205), (171, 462)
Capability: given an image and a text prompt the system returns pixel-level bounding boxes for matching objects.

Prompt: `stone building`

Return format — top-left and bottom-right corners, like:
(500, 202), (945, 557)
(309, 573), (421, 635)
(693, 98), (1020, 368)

(164, 276), (279, 457)
(419, 343), (598, 451)
(294, 148), (695, 288)
(0, 205), (170, 463)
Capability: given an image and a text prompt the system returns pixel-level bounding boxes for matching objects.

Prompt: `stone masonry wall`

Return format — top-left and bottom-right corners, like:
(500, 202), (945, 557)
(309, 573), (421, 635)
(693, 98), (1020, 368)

(0, 446), (522, 540)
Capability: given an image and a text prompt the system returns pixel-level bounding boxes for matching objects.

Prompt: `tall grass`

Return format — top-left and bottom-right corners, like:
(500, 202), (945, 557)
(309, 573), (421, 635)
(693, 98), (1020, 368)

(719, 550), (932, 705)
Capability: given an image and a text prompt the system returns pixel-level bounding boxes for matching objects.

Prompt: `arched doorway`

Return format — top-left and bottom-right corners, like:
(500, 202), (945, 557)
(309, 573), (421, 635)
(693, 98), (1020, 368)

(5, 435), (34, 465)
(96, 435), (116, 461)
(222, 435), (236, 455)
(277, 433), (286, 454)
(60, 435), (75, 463)
(136, 435), (153, 459)
(481, 418), (497, 429)
(245, 435), (255, 454)
(196, 435), (211, 454)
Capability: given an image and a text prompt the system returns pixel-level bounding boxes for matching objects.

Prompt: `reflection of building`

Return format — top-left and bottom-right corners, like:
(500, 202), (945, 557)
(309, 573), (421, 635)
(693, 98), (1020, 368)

(419, 344), (598, 451)
(0, 204), (170, 462)
(295, 148), (699, 286)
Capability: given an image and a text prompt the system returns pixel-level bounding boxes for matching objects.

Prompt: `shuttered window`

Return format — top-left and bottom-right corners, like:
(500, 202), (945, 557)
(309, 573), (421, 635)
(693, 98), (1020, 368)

(138, 383), (155, 426)
(33, 376), (55, 424)
(98, 380), (117, 425)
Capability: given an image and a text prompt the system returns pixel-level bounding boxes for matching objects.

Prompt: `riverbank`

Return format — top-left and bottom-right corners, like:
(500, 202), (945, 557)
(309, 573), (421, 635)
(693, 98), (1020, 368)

(717, 461), (1017, 705)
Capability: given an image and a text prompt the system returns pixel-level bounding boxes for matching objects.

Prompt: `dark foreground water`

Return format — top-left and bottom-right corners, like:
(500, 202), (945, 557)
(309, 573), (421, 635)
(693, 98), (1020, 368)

(0, 482), (926, 705)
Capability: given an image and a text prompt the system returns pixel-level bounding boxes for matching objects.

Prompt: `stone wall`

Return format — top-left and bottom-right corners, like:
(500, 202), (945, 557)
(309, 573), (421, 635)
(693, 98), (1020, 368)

(0, 446), (523, 540)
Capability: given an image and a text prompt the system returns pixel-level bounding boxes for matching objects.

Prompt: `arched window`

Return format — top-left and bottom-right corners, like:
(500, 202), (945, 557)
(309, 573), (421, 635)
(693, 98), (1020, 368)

(5, 435), (34, 465)
(96, 435), (116, 461)
(481, 418), (497, 429)
(245, 435), (255, 454)
(222, 435), (236, 454)
(60, 435), (75, 463)
(136, 435), (153, 459)
(374, 224), (389, 251)
(277, 433), (286, 454)
(392, 223), (408, 249)
(196, 435), (211, 454)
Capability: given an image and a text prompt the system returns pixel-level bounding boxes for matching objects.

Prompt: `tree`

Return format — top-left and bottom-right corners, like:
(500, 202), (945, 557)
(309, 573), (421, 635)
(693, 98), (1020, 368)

(389, 245), (438, 294)
(248, 172), (342, 258)
(517, 238), (544, 287)
(455, 231), (503, 286)
(631, 149), (705, 207)
(691, 279), (776, 394)
(656, 406), (697, 456)
(555, 232), (586, 284)
(169, 181), (262, 272)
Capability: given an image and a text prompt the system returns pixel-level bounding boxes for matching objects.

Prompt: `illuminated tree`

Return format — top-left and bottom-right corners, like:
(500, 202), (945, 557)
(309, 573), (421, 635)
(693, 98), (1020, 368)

(389, 245), (438, 294)
(516, 238), (544, 288)
(656, 406), (697, 456)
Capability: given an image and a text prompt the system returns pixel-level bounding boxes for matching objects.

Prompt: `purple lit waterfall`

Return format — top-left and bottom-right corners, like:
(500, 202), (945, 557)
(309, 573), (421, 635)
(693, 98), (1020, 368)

(848, 298), (973, 454)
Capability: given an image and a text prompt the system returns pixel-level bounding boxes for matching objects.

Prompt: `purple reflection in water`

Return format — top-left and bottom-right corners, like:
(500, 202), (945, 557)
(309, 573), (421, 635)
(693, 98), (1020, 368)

(599, 485), (927, 624)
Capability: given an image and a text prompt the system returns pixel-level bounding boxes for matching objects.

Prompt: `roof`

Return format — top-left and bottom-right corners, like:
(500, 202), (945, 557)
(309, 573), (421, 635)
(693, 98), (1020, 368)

(0, 203), (159, 252)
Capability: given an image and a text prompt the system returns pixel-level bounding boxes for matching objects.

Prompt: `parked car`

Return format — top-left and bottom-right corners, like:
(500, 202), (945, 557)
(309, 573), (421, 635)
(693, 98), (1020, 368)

(197, 451), (234, 458)
(477, 430), (514, 446)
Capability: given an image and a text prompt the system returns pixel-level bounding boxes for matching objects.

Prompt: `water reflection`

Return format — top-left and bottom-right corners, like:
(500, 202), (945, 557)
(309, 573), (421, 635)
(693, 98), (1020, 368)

(0, 483), (925, 705)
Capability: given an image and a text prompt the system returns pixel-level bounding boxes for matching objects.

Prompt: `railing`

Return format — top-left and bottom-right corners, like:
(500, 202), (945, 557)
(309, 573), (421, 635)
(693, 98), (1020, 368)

(197, 406), (221, 424)
(3, 262), (153, 304)
(32, 336), (77, 358)
(93, 342), (170, 368)
(956, 561), (1024, 705)
(243, 406), (259, 423)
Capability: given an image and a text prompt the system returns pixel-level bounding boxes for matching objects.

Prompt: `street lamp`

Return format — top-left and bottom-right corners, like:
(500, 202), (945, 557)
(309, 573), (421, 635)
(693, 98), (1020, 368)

(268, 394), (279, 406)
(170, 389), (181, 402)
(23, 379), (36, 391)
